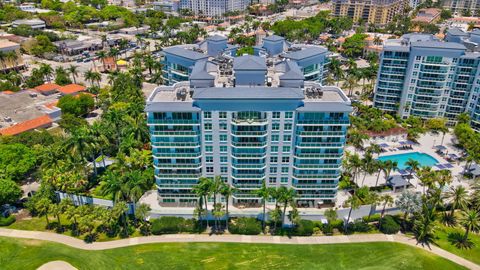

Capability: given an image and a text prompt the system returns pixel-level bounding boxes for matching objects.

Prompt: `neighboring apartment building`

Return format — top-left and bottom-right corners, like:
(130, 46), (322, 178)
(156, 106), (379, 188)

(331, 0), (407, 25)
(148, 39), (352, 207)
(161, 35), (331, 86)
(0, 39), (25, 72)
(179, 0), (250, 17)
(442, 0), (480, 15)
(373, 33), (480, 131)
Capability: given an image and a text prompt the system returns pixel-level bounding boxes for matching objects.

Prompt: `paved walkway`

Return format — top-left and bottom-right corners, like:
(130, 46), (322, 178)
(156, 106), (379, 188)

(37, 261), (77, 270)
(0, 228), (478, 270)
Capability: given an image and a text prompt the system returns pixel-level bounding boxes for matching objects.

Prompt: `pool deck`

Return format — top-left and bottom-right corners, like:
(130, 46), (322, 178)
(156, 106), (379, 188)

(341, 132), (471, 207)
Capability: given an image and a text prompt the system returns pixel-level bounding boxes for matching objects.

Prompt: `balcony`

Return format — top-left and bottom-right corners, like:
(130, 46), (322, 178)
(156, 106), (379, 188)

(233, 183), (263, 189)
(293, 174), (340, 180)
(231, 130), (268, 137)
(156, 183), (197, 189)
(152, 142), (200, 148)
(296, 131), (345, 137)
(155, 174), (201, 179)
(154, 163), (202, 169)
(232, 174), (265, 180)
(153, 153), (202, 158)
(231, 141), (267, 148)
(292, 183), (338, 189)
(231, 118), (268, 125)
(150, 131), (198, 137)
(296, 142), (344, 148)
(148, 119), (200, 125)
(292, 163), (341, 169)
(232, 163), (267, 169)
(296, 119), (349, 126)
(294, 153), (343, 159)
(231, 152), (267, 159)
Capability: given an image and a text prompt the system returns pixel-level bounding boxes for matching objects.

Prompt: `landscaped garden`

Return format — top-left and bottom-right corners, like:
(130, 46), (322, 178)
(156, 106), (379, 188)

(0, 237), (466, 270)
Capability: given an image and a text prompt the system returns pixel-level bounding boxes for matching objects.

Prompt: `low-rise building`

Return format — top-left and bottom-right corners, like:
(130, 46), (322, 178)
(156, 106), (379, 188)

(0, 39), (25, 72)
(331, 0), (407, 25)
(12, 19), (46, 30)
(412, 8), (441, 24)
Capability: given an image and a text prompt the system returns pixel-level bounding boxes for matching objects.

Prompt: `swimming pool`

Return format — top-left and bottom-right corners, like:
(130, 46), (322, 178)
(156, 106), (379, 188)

(377, 152), (439, 170)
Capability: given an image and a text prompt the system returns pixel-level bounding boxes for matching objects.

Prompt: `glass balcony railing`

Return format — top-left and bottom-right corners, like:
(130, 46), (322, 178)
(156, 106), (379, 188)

(150, 131), (198, 136)
(231, 118), (268, 125)
(231, 141), (267, 148)
(153, 153), (202, 158)
(148, 119), (200, 125)
(292, 183), (338, 189)
(231, 152), (267, 158)
(156, 174), (201, 179)
(231, 130), (268, 137)
(296, 119), (349, 125)
(296, 142), (344, 148)
(296, 131), (345, 136)
(152, 142), (200, 147)
(293, 164), (341, 169)
(294, 153), (343, 158)
(232, 174), (265, 179)
(293, 174), (340, 179)
(231, 163), (267, 169)
(154, 163), (202, 169)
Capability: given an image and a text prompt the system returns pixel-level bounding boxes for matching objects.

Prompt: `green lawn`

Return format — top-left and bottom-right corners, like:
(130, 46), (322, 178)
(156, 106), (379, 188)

(0, 237), (466, 270)
(435, 223), (480, 265)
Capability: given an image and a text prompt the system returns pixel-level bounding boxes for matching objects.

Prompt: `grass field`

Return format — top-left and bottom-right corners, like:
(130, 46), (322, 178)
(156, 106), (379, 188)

(0, 237), (466, 270)
(435, 223), (480, 265)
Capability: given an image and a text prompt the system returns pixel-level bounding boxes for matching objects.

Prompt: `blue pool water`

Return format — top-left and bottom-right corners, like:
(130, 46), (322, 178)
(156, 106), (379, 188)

(377, 152), (439, 170)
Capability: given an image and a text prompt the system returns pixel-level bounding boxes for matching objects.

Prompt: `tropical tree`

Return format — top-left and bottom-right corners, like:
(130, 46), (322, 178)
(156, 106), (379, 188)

(396, 190), (422, 231)
(405, 158), (420, 177)
(68, 65), (79, 84)
(347, 129), (368, 153)
(344, 193), (360, 233)
(193, 177), (213, 226)
(413, 203), (437, 246)
(380, 194), (394, 218)
(277, 186), (296, 226)
(255, 180), (272, 231)
(446, 185), (469, 217)
(220, 183), (234, 230)
(460, 209), (480, 241)
(36, 197), (52, 227)
(212, 203), (225, 232)
(39, 63), (53, 82)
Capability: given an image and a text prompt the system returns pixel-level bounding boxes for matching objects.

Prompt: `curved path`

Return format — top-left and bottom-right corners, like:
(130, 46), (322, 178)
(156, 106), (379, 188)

(0, 228), (478, 270)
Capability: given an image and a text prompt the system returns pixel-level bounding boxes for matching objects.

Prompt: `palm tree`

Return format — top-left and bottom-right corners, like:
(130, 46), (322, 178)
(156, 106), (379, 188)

(193, 177), (213, 225)
(361, 152), (376, 186)
(349, 153), (363, 185)
(68, 65), (79, 84)
(405, 158), (420, 177)
(36, 197), (51, 227)
(277, 186), (296, 227)
(143, 55), (155, 76)
(347, 129), (368, 153)
(100, 170), (125, 202)
(344, 193), (360, 232)
(220, 183), (235, 231)
(382, 160), (397, 185)
(446, 186), (469, 217)
(329, 57), (343, 86)
(374, 160), (385, 187)
(413, 203), (436, 246)
(84, 70), (101, 87)
(460, 209), (480, 240)
(39, 63), (53, 82)
(380, 194), (394, 218)
(343, 73), (359, 97)
(96, 51), (107, 71)
(211, 176), (223, 207)
(255, 180), (271, 232)
(212, 203), (225, 232)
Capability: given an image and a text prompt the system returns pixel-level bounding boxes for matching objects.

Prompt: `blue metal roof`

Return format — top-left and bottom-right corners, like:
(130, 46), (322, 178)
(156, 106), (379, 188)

(233, 55), (267, 70)
(163, 46), (208, 60)
(263, 35), (285, 42)
(282, 46), (328, 60)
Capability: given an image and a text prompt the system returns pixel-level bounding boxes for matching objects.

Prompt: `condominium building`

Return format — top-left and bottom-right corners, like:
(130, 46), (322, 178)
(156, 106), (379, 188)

(147, 41), (352, 207)
(179, 0), (250, 17)
(442, 0), (480, 15)
(161, 35), (331, 86)
(331, 0), (407, 25)
(373, 33), (480, 131)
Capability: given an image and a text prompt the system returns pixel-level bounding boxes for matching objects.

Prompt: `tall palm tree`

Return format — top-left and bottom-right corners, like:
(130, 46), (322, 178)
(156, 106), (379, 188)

(329, 57), (343, 86)
(446, 185), (469, 217)
(96, 51), (107, 71)
(349, 153), (363, 185)
(193, 177), (213, 225)
(347, 129), (368, 153)
(39, 63), (53, 82)
(220, 183), (235, 230)
(255, 180), (271, 231)
(374, 160), (385, 187)
(380, 194), (394, 218)
(343, 73), (359, 97)
(460, 209), (480, 240)
(405, 158), (420, 177)
(68, 65), (79, 84)
(277, 186), (296, 227)
(382, 160), (397, 185)
(84, 70), (101, 87)
(413, 203), (436, 246)
(100, 170), (125, 202)
(361, 152), (376, 186)
(344, 193), (360, 232)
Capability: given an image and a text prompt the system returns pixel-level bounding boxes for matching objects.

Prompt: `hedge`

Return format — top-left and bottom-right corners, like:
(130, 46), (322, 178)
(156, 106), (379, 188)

(379, 215), (400, 234)
(293, 220), (315, 236)
(229, 217), (262, 235)
(151, 216), (202, 235)
(0, 215), (15, 226)
(362, 213), (381, 223)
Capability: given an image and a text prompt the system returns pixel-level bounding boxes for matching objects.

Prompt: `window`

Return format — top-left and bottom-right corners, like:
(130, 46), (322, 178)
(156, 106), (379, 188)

(283, 135), (291, 142)
(271, 146), (278, 152)
(205, 146), (213, 152)
(272, 112), (280, 118)
(220, 123), (227, 130)
(270, 167), (277, 173)
(220, 146), (227, 152)
(284, 123), (292, 130)
(269, 177), (276, 183)
(221, 167), (228, 173)
(281, 167), (289, 173)
(220, 134), (227, 142)
(282, 157), (290, 163)
(219, 112), (227, 119)
(220, 156), (228, 163)
(206, 167), (213, 173)
(204, 123), (212, 130)
(205, 134), (212, 141)
(272, 123), (280, 130)
(206, 156), (213, 163)
(280, 177), (288, 183)
(270, 156), (278, 163)
(285, 112), (293, 119)
(282, 146), (291, 153)
(271, 135), (279, 141)
(204, 112), (211, 119)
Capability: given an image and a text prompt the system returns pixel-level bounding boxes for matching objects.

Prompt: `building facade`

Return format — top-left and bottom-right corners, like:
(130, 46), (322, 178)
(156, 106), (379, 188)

(179, 0), (250, 17)
(161, 35), (331, 86)
(442, 0), (480, 16)
(373, 33), (480, 131)
(148, 44), (352, 207)
(331, 0), (407, 25)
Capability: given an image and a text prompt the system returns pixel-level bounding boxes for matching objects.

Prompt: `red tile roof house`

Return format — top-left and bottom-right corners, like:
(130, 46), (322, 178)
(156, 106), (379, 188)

(0, 115), (53, 136)
(33, 83), (61, 95)
(58, 84), (87, 95)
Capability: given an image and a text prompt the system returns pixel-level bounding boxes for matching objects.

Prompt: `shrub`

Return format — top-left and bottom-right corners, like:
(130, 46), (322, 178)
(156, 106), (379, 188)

(350, 220), (371, 233)
(448, 232), (475, 249)
(229, 217), (262, 235)
(379, 215), (400, 234)
(0, 215), (16, 226)
(363, 214), (381, 223)
(293, 220), (315, 236)
(150, 216), (201, 235)
(330, 219), (344, 230)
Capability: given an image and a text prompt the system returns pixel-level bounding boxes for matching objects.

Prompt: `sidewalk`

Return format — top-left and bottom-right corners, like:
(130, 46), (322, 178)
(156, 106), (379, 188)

(0, 228), (478, 269)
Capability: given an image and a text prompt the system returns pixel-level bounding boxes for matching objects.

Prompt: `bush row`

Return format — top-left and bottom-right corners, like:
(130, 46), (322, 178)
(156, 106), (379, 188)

(151, 216), (204, 235)
(0, 216), (16, 226)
